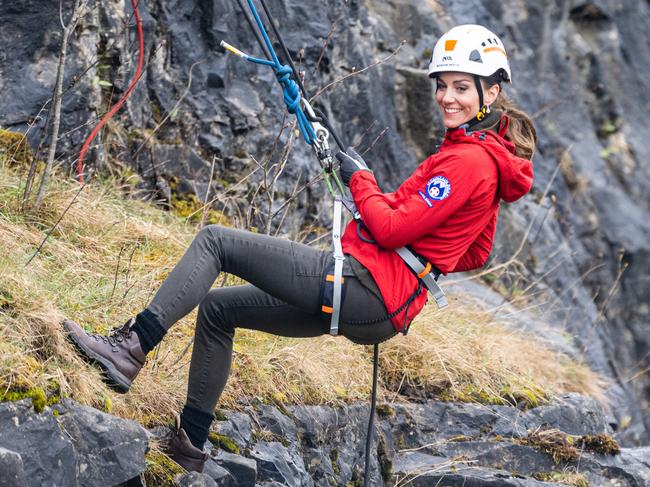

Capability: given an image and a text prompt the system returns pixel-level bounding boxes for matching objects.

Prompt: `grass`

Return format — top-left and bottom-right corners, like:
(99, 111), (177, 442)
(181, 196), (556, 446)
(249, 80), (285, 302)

(0, 149), (607, 438)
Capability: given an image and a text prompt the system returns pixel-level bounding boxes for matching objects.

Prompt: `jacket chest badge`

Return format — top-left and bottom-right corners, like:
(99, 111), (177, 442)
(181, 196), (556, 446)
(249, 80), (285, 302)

(425, 176), (452, 201)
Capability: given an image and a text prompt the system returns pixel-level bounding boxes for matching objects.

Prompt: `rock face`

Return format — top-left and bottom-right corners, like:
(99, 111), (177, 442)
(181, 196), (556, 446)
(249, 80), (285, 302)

(2, 394), (649, 486)
(1, 0), (649, 448)
(0, 399), (148, 486)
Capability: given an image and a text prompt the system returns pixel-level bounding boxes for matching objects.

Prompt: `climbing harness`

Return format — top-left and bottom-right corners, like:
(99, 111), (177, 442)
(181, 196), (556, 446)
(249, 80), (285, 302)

(77, 0), (144, 182)
(222, 2), (447, 484)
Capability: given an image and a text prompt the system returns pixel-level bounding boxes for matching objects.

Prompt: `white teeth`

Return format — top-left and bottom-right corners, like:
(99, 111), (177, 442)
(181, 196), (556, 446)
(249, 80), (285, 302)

(445, 108), (462, 113)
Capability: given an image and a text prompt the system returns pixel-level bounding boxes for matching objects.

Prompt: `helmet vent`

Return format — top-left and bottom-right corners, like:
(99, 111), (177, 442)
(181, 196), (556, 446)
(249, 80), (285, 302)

(469, 49), (483, 63)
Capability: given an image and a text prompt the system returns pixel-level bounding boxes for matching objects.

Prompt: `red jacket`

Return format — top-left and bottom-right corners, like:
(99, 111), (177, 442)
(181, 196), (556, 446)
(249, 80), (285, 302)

(341, 124), (534, 331)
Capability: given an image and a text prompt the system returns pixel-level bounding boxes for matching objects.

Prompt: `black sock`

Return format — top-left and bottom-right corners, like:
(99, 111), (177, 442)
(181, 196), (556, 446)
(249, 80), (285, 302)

(180, 404), (214, 450)
(131, 309), (166, 355)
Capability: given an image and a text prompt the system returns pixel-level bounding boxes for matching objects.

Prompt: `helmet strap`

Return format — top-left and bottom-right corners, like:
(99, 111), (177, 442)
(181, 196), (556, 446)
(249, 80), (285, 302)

(473, 74), (490, 123)
(474, 75), (484, 111)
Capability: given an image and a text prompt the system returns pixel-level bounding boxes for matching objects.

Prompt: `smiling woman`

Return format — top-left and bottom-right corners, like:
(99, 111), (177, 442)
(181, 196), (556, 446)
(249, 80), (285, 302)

(435, 73), (500, 128)
(429, 24), (537, 159)
(62, 23), (536, 475)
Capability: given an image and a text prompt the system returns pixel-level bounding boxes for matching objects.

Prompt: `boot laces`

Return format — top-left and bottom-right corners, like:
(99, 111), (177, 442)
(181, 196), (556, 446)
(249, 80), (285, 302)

(92, 318), (135, 346)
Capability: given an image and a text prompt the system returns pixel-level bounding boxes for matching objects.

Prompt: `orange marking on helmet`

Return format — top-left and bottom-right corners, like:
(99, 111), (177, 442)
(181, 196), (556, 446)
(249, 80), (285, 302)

(445, 39), (457, 51)
(484, 46), (507, 56)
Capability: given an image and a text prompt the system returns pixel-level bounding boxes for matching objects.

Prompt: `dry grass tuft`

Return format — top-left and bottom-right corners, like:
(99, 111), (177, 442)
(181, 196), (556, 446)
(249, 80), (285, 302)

(0, 163), (607, 433)
(381, 299), (607, 407)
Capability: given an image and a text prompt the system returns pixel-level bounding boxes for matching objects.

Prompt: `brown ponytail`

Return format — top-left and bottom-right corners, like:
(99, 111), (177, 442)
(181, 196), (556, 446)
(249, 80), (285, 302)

(483, 72), (537, 160)
(492, 92), (537, 160)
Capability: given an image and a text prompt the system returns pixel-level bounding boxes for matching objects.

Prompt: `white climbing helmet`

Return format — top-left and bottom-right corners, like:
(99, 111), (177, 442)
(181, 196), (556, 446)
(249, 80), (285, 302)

(428, 24), (512, 82)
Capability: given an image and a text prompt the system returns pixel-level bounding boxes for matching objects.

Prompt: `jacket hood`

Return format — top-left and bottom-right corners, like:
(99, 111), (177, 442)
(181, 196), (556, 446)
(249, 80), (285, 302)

(443, 120), (534, 203)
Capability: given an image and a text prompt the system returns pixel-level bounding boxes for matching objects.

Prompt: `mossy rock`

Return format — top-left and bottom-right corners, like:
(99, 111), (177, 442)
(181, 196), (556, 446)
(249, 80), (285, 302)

(0, 386), (48, 413)
(376, 403), (395, 418)
(208, 432), (241, 455)
(519, 429), (580, 464)
(0, 128), (32, 166)
(144, 451), (184, 486)
(576, 433), (620, 455)
(533, 471), (589, 487)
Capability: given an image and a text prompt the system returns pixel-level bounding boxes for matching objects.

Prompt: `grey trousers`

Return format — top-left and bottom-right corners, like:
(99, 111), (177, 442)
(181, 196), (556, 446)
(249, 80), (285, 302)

(145, 225), (396, 413)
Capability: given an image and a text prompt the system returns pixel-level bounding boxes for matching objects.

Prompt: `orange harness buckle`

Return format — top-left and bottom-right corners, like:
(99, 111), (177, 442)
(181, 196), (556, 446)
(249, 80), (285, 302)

(417, 261), (432, 279)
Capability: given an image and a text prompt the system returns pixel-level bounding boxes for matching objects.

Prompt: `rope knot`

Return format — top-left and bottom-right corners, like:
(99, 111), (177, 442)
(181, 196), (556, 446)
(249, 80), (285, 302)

(276, 64), (300, 114)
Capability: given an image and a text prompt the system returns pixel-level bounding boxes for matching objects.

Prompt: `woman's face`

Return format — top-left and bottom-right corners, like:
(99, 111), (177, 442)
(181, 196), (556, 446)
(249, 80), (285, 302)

(435, 72), (481, 128)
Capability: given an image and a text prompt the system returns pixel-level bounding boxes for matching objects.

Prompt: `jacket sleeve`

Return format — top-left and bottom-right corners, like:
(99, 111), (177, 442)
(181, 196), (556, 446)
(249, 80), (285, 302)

(349, 154), (484, 249)
(451, 212), (497, 272)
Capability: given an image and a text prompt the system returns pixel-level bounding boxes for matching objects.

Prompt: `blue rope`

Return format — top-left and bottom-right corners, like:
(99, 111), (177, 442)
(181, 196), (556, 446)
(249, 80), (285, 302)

(243, 0), (317, 145)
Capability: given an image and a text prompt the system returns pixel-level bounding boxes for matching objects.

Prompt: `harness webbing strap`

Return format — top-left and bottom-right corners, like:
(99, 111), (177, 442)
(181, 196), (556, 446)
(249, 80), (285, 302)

(330, 197), (345, 335)
(395, 247), (448, 309)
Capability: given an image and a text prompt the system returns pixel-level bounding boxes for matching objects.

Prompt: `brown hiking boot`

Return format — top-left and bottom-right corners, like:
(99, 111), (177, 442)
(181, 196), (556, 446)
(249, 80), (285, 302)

(163, 417), (209, 473)
(62, 318), (145, 393)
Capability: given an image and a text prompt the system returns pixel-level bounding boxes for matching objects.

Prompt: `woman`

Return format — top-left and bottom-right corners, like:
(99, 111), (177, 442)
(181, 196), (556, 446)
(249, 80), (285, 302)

(64, 24), (535, 472)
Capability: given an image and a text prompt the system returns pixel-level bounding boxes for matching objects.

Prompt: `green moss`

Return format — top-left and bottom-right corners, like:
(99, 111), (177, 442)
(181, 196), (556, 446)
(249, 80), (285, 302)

(448, 435), (472, 442)
(598, 117), (621, 138)
(480, 424), (493, 434)
(0, 287), (15, 309)
(0, 128), (32, 166)
(100, 394), (113, 414)
(214, 409), (228, 421)
(144, 451), (184, 486)
(0, 386), (48, 413)
(376, 404), (395, 418)
(533, 471), (589, 487)
(233, 147), (248, 159)
(169, 190), (229, 226)
(576, 433), (620, 455)
(519, 429), (580, 464)
(30, 387), (46, 413)
(208, 432), (241, 455)
(330, 448), (340, 476)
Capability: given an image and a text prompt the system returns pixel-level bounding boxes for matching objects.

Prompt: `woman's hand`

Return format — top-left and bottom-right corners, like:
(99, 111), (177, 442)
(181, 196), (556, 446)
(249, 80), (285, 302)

(336, 147), (373, 186)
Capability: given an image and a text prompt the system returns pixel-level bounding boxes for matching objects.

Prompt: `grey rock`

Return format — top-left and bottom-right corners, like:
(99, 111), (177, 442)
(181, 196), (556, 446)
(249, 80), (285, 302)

(579, 447), (650, 487)
(391, 451), (449, 475)
(0, 447), (27, 487)
(175, 471), (218, 487)
(0, 400), (77, 486)
(395, 466), (556, 487)
(203, 459), (236, 487)
(255, 405), (299, 444)
(54, 398), (148, 486)
(214, 411), (254, 450)
(519, 393), (609, 436)
(212, 450), (257, 487)
(438, 441), (557, 474)
(250, 441), (314, 487)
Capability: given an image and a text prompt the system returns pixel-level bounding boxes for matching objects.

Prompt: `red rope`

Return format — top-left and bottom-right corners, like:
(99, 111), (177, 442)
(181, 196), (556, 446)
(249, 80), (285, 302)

(76, 0), (144, 182)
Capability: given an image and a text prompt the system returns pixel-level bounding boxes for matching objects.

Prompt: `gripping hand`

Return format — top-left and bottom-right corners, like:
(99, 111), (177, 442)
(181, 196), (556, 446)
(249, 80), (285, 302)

(336, 147), (372, 186)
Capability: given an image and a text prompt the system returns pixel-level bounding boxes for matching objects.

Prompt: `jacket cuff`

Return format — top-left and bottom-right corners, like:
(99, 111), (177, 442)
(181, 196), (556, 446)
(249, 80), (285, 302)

(349, 170), (378, 190)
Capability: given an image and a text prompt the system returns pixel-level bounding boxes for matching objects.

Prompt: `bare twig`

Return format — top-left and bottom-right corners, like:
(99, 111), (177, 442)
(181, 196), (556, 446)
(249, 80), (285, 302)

(310, 41), (406, 100)
(109, 244), (126, 302)
(311, 13), (343, 76)
(120, 244), (138, 305)
(596, 250), (628, 322)
(361, 126), (389, 156)
(198, 155), (218, 229)
(135, 61), (203, 164)
(25, 180), (89, 266)
(25, 0), (87, 211)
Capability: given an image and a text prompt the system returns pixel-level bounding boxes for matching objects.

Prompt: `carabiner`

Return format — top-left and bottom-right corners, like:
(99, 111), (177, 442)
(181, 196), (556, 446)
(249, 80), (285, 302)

(300, 98), (329, 142)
